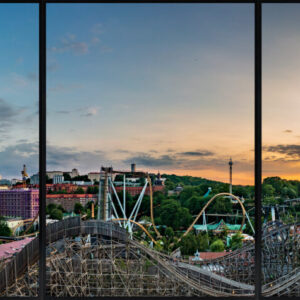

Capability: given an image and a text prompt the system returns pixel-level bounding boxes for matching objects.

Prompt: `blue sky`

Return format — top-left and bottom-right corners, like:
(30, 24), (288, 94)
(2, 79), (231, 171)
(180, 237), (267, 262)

(0, 4), (38, 179)
(1, 4), (256, 184)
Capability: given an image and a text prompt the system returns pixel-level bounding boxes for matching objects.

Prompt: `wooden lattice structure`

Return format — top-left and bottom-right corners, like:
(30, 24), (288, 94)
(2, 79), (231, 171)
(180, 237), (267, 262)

(0, 217), (299, 297)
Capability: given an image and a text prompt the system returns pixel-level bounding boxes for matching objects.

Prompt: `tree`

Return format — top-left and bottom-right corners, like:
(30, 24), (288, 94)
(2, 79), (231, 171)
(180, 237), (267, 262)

(63, 172), (71, 181)
(74, 202), (84, 214)
(57, 204), (66, 213)
(262, 184), (275, 197)
(165, 227), (174, 239)
(210, 239), (225, 252)
(0, 217), (12, 236)
(229, 232), (243, 251)
(50, 208), (63, 220)
(179, 233), (198, 255)
(196, 233), (209, 251)
(74, 187), (85, 194)
(46, 203), (57, 214)
(46, 175), (53, 184)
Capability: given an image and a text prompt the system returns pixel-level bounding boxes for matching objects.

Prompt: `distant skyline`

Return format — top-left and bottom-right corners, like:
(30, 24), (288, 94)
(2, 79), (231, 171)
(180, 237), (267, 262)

(2, 4), (298, 186)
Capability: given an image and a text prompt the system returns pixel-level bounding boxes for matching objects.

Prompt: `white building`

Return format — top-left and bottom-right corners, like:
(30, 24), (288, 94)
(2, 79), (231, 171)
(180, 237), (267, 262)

(30, 174), (39, 185)
(53, 174), (64, 184)
(47, 171), (63, 179)
(88, 172), (100, 182)
(69, 168), (79, 178)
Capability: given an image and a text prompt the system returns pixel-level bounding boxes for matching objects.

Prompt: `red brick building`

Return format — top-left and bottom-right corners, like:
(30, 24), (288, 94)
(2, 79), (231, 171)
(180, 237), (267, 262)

(46, 194), (97, 212)
(115, 185), (164, 197)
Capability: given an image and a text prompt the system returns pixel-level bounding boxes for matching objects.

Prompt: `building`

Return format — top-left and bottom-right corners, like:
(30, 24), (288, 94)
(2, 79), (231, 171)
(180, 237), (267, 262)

(88, 172), (100, 182)
(69, 168), (79, 178)
(30, 173), (39, 185)
(46, 194), (97, 212)
(189, 251), (227, 264)
(114, 185), (164, 197)
(0, 179), (11, 186)
(131, 163), (136, 173)
(154, 172), (166, 186)
(11, 178), (22, 185)
(168, 185), (183, 196)
(193, 219), (246, 234)
(47, 171), (63, 179)
(50, 183), (79, 193)
(0, 238), (33, 260)
(53, 174), (64, 184)
(0, 189), (39, 219)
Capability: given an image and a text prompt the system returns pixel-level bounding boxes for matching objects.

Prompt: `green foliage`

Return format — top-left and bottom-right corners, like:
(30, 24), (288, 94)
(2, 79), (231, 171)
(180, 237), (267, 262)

(229, 232), (243, 251)
(159, 200), (192, 230)
(0, 217), (12, 237)
(46, 203), (57, 214)
(74, 187), (85, 194)
(50, 208), (63, 220)
(46, 175), (53, 184)
(72, 175), (91, 182)
(57, 204), (66, 213)
(210, 239), (225, 252)
(63, 172), (71, 181)
(74, 202), (84, 214)
(86, 186), (99, 194)
(179, 233), (198, 255)
(165, 227), (174, 239)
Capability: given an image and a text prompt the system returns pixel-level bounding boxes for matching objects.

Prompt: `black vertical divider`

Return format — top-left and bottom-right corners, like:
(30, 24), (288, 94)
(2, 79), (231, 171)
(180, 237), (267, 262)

(39, 0), (46, 299)
(255, 1), (262, 299)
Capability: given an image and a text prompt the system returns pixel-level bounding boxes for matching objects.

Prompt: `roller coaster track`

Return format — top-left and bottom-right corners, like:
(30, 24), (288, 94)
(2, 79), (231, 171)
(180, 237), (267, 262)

(117, 191), (247, 245)
(1, 217), (299, 297)
(129, 238), (254, 296)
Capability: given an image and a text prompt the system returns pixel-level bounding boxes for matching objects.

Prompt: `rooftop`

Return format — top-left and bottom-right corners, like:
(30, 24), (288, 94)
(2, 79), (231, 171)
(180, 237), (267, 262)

(0, 238), (33, 260)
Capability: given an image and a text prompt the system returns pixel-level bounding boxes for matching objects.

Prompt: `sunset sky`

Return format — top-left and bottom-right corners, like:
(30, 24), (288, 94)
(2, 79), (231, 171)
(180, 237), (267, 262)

(1, 4), (298, 186)
(263, 4), (300, 181)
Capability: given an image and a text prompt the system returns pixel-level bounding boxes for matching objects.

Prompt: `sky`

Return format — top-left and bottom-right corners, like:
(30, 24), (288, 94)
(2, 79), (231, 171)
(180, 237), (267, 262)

(0, 4), (257, 185)
(0, 4), (38, 180)
(262, 4), (300, 181)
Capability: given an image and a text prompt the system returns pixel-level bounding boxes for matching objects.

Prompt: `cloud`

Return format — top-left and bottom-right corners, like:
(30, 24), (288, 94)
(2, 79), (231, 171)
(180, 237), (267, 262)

(12, 73), (30, 88)
(47, 144), (106, 171)
(0, 142), (39, 178)
(55, 110), (70, 114)
(91, 37), (100, 44)
(47, 61), (59, 72)
(0, 141), (108, 178)
(123, 153), (177, 167)
(264, 144), (300, 159)
(49, 33), (89, 55)
(81, 106), (99, 117)
(121, 150), (253, 177)
(27, 73), (37, 81)
(91, 23), (104, 35)
(179, 150), (214, 157)
(0, 98), (27, 133)
(48, 83), (84, 93)
(283, 129), (292, 133)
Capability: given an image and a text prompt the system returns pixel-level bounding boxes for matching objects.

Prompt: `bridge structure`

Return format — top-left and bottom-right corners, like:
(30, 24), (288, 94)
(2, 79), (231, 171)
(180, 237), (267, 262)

(0, 216), (299, 297)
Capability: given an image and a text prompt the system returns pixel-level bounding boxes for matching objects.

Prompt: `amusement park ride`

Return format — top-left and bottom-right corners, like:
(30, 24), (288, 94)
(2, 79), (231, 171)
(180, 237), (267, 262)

(1, 166), (299, 297)
(96, 166), (255, 245)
